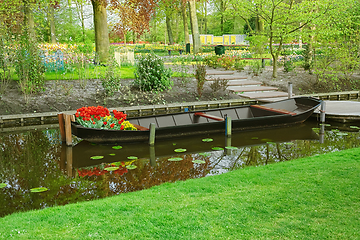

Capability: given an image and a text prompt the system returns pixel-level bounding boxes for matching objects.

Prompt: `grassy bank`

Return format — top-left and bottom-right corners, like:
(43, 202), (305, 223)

(1, 148), (360, 239)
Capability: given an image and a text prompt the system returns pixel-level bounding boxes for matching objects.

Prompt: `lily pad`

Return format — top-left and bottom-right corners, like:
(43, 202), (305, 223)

(172, 143), (177, 146)
(225, 146), (238, 150)
(285, 142), (294, 145)
(168, 157), (183, 161)
(212, 147), (224, 151)
(251, 137), (259, 140)
(192, 160), (206, 164)
(261, 138), (272, 142)
(126, 165), (137, 169)
(331, 129), (340, 132)
(105, 167), (119, 171)
(312, 128), (320, 131)
(267, 142), (275, 145)
(199, 152), (211, 157)
(174, 148), (187, 153)
(112, 146), (123, 150)
(350, 126), (360, 129)
(319, 123), (331, 126)
(30, 187), (48, 193)
(111, 162), (122, 166)
(336, 132), (348, 136)
(0, 183), (7, 189)
(90, 143), (96, 146)
(127, 156), (138, 160)
(202, 138), (213, 142)
(90, 156), (104, 160)
(109, 153), (116, 156)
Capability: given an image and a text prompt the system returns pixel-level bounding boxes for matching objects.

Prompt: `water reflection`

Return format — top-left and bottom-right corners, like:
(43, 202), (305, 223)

(0, 120), (359, 217)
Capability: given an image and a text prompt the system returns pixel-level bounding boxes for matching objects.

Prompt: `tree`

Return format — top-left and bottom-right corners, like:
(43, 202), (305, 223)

(110, 0), (157, 44)
(91, 0), (109, 63)
(188, 0), (200, 53)
(232, 0), (335, 78)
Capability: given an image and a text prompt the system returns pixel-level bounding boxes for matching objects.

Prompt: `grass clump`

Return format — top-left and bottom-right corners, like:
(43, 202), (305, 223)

(0, 148), (359, 239)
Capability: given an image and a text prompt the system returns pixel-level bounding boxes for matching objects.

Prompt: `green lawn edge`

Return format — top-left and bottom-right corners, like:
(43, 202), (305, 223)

(1, 148), (360, 239)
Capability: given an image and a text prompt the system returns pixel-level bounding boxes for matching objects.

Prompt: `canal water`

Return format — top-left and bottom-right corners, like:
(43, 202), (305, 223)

(1, 119), (359, 217)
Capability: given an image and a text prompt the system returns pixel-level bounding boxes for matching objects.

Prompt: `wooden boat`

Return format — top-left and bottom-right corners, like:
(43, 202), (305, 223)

(71, 97), (322, 144)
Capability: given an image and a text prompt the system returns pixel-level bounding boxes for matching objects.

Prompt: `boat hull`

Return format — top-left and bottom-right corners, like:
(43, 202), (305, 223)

(71, 97), (322, 144)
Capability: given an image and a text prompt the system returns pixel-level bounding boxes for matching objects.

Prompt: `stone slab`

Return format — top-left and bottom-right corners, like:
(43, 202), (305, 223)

(227, 80), (262, 86)
(229, 86), (278, 92)
(237, 91), (289, 99)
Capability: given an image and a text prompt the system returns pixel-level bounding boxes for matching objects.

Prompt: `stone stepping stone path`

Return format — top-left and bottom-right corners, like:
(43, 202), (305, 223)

(205, 69), (291, 102)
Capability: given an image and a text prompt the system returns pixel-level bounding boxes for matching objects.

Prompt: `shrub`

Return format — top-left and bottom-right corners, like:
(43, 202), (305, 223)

(134, 53), (172, 91)
(195, 64), (206, 97)
(14, 37), (45, 99)
(101, 58), (121, 97)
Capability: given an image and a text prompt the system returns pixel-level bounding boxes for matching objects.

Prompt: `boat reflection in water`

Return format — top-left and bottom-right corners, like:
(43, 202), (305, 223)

(63, 123), (319, 178)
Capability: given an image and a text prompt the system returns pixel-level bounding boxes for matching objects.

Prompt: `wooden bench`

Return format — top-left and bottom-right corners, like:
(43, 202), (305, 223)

(194, 112), (225, 121)
(251, 105), (297, 116)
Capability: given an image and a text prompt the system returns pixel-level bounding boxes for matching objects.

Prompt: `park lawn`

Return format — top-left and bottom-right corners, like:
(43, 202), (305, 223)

(0, 148), (359, 239)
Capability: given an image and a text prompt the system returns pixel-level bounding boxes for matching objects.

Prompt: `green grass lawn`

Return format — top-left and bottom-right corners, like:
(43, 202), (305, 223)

(1, 148), (359, 239)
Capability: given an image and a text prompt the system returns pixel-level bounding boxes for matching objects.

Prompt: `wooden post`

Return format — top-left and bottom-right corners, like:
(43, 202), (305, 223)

(64, 114), (73, 146)
(149, 123), (156, 146)
(66, 146), (73, 177)
(149, 146), (156, 167)
(319, 124), (325, 144)
(288, 82), (293, 99)
(225, 136), (231, 155)
(225, 116), (232, 137)
(320, 101), (326, 123)
(57, 113), (66, 142)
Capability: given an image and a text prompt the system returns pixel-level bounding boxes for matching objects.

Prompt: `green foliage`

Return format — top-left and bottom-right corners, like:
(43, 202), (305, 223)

(250, 60), (263, 76)
(210, 78), (229, 94)
(14, 37), (45, 98)
(195, 64), (206, 97)
(101, 59), (121, 97)
(134, 53), (172, 91)
(234, 60), (246, 71)
(0, 35), (12, 96)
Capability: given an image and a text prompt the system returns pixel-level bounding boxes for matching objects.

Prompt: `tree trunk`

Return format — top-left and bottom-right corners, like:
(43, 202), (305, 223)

(204, 1), (207, 34)
(91, 0), (109, 63)
(49, 4), (56, 43)
(166, 14), (174, 45)
(80, 5), (85, 42)
(182, 3), (190, 44)
(220, 0), (224, 34)
(188, 0), (200, 54)
(24, 0), (36, 41)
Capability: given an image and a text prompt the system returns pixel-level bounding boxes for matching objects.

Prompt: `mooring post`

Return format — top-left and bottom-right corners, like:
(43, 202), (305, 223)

(320, 101), (326, 123)
(64, 114), (73, 146)
(66, 146), (73, 177)
(225, 116), (232, 137)
(149, 146), (156, 167)
(57, 113), (66, 142)
(149, 123), (156, 146)
(288, 82), (293, 98)
(319, 124), (325, 144)
(225, 136), (232, 155)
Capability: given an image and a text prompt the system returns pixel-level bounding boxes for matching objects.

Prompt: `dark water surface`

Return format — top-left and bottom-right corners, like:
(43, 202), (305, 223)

(1, 119), (360, 217)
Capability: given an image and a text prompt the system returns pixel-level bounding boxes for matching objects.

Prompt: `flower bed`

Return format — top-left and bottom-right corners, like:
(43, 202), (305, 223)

(75, 106), (137, 130)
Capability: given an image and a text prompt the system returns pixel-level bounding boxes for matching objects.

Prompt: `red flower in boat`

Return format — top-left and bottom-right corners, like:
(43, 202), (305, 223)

(120, 125), (124, 130)
(103, 121), (107, 125)
(110, 123), (115, 128)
